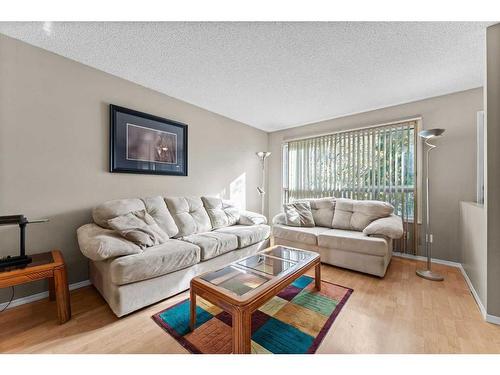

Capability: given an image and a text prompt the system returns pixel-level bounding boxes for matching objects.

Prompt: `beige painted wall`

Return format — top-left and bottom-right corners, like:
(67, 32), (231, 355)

(268, 88), (483, 262)
(460, 201), (487, 308)
(0, 34), (268, 302)
(486, 23), (500, 317)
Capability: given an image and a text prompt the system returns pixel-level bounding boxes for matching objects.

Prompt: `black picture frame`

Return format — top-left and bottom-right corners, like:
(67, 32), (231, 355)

(110, 104), (188, 176)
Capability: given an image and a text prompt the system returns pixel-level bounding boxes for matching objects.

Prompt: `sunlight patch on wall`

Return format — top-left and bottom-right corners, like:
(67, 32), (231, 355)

(215, 188), (227, 200)
(230, 173), (246, 210)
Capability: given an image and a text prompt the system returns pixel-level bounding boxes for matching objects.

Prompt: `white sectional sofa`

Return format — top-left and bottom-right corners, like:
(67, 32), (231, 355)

(77, 196), (270, 317)
(272, 197), (404, 277)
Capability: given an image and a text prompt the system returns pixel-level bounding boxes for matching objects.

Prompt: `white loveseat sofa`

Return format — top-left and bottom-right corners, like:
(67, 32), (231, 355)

(77, 196), (269, 317)
(272, 197), (403, 277)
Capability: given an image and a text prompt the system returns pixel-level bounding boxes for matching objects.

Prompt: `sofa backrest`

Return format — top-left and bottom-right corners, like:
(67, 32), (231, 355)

(92, 195), (248, 239)
(93, 198), (146, 229)
(201, 196), (240, 229)
(142, 196), (179, 238)
(164, 196), (212, 238)
(295, 197), (335, 228)
(92, 196), (180, 238)
(332, 198), (393, 231)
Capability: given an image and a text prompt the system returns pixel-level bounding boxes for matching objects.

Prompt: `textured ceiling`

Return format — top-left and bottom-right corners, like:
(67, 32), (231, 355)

(0, 22), (490, 132)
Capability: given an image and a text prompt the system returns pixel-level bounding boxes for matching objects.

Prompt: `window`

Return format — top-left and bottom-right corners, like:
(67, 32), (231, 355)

(282, 119), (420, 254)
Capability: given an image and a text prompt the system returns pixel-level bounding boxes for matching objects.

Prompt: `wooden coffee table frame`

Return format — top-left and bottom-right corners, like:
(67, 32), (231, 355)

(189, 247), (321, 354)
(0, 250), (71, 324)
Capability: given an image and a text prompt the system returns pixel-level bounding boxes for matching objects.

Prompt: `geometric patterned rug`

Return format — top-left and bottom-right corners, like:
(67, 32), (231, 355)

(152, 275), (353, 354)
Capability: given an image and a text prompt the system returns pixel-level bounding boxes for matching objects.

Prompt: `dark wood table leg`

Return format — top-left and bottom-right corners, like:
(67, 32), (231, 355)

(48, 276), (56, 301)
(53, 265), (71, 324)
(232, 309), (252, 354)
(315, 262), (322, 291)
(189, 286), (196, 331)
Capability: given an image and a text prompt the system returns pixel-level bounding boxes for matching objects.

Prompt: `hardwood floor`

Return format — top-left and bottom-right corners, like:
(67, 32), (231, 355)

(1, 257), (500, 354)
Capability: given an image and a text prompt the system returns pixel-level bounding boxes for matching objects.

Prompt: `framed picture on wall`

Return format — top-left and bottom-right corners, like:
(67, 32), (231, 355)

(110, 104), (188, 176)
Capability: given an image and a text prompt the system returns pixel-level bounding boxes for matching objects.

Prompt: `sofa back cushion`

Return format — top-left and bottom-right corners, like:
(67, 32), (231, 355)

(201, 196), (240, 229)
(332, 198), (394, 231)
(107, 209), (169, 248)
(284, 202), (315, 227)
(165, 196), (212, 237)
(142, 196), (179, 238)
(93, 198), (146, 229)
(300, 197), (335, 228)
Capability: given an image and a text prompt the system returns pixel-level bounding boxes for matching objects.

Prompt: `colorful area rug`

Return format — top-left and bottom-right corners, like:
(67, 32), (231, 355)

(152, 275), (353, 354)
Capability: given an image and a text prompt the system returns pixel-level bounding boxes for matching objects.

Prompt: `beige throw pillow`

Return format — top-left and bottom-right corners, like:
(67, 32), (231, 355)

(107, 209), (169, 248)
(295, 197), (335, 228)
(284, 202), (315, 227)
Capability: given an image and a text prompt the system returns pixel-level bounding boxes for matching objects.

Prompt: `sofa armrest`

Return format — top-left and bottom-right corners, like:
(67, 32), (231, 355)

(272, 212), (286, 225)
(77, 223), (142, 261)
(363, 214), (404, 239)
(238, 210), (267, 225)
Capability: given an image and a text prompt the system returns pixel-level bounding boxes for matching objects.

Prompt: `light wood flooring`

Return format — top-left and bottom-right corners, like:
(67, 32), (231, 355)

(1, 257), (500, 353)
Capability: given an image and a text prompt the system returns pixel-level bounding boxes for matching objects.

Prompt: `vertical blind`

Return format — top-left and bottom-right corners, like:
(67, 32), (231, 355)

(283, 120), (417, 254)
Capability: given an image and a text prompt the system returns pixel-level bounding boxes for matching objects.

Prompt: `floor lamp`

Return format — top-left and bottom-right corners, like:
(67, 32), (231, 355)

(256, 151), (271, 215)
(416, 128), (445, 281)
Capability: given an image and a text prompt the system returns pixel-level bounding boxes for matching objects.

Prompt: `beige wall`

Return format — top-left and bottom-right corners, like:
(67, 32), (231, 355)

(268, 88), (483, 262)
(486, 23), (500, 317)
(0, 35), (268, 302)
(460, 201), (487, 308)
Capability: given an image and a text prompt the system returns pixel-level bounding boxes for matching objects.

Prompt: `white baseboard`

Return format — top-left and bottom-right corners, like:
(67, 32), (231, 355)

(0, 279), (91, 311)
(486, 314), (500, 325)
(460, 267), (500, 325)
(392, 252), (462, 268)
(393, 252), (500, 326)
(457, 264), (488, 319)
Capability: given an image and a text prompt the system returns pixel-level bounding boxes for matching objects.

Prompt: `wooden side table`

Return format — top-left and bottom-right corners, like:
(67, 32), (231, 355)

(0, 250), (71, 324)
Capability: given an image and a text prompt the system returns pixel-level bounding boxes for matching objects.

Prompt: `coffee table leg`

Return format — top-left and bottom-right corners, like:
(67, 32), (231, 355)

(48, 277), (56, 301)
(315, 262), (321, 291)
(189, 287), (196, 331)
(232, 309), (251, 354)
(53, 266), (71, 324)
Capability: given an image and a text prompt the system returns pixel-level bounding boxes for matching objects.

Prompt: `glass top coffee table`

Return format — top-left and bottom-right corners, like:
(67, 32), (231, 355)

(189, 245), (321, 354)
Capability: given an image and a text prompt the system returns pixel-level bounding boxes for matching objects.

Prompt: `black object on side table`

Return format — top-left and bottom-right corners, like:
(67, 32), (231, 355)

(0, 215), (48, 270)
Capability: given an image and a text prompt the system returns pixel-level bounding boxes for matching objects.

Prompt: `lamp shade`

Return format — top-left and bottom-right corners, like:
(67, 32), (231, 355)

(418, 128), (445, 139)
(256, 151), (271, 159)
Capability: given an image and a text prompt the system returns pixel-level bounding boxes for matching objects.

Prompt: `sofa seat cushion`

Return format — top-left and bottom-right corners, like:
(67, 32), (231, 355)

(272, 225), (330, 245)
(181, 232), (238, 261)
(109, 239), (201, 285)
(317, 229), (389, 257)
(215, 224), (270, 248)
